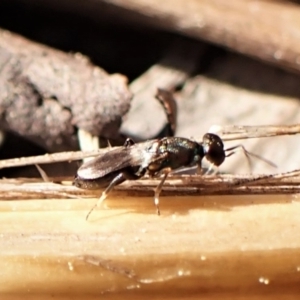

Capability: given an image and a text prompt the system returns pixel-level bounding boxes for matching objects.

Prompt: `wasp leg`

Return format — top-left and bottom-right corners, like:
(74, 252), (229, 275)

(203, 164), (219, 175)
(153, 168), (171, 215)
(196, 163), (203, 175)
(124, 138), (135, 147)
(86, 170), (139, 221)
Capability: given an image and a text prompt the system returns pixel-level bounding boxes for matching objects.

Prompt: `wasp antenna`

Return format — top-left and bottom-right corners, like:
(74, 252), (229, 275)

(225, 144), (277, 172)
(225, 146), (252, 172)
(244, 149), (277, 168)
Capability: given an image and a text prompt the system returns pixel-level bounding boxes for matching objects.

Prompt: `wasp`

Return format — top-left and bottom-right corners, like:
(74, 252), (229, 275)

(73, 89), (275, 219)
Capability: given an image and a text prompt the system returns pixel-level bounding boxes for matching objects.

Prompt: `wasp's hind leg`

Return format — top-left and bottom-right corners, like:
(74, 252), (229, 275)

(86, 169), (140, 221)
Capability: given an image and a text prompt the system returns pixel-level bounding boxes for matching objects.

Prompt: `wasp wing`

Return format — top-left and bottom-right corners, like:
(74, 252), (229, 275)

(77, 140), (162, 180)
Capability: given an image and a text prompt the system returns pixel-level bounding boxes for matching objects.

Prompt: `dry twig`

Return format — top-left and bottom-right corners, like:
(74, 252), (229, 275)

(1, 123), (300, 170)
(1, 170), (300, 200)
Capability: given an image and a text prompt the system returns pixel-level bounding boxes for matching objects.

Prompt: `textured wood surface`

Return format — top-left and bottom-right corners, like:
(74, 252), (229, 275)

(1, 192), (300, 298)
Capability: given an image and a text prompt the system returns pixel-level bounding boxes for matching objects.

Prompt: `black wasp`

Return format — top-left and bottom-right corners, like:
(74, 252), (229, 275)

(73, 89), (274, 219)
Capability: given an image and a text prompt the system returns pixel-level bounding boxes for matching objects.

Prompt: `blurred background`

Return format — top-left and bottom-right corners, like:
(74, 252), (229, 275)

(1, 0), (300, 177)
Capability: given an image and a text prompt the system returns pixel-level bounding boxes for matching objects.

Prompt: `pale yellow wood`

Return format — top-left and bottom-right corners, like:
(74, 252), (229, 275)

(0, 192), (300, 298)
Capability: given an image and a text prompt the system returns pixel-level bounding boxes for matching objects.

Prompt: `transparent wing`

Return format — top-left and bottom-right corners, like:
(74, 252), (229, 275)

(77, 140), (163, 180)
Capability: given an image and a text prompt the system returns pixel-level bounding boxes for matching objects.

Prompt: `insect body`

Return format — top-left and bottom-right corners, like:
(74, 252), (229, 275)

(74, 89), (275, 219)
(74, 133), (227, 219)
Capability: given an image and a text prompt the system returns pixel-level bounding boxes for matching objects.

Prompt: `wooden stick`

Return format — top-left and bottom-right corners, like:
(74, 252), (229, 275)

(210, 124), (300, 141)
(99, 0), (300, 74)
(2, 170), (300, 200)
(1, 122), (300, 170)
